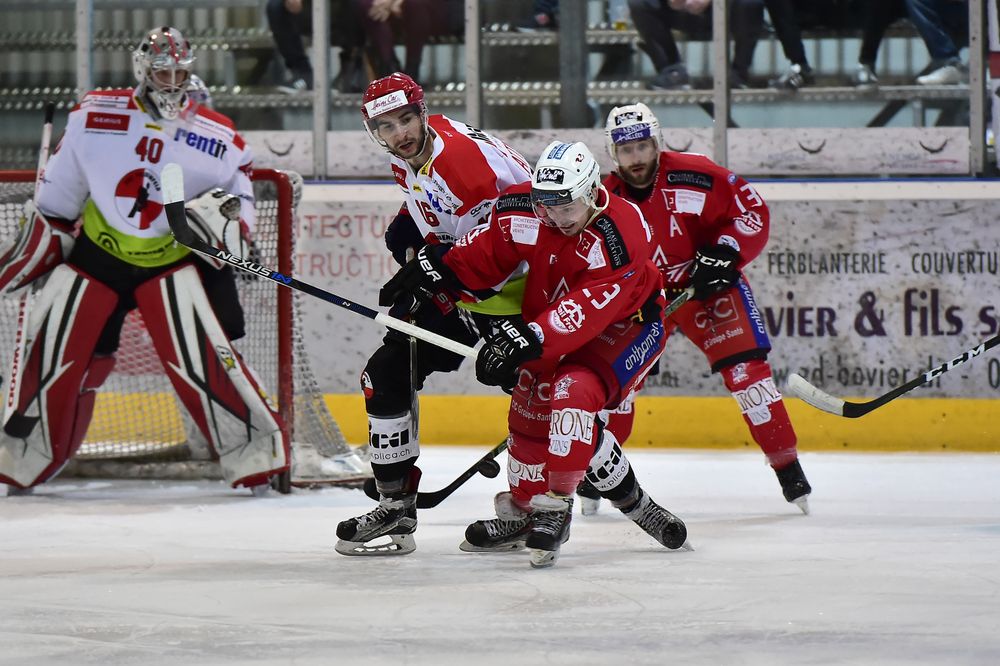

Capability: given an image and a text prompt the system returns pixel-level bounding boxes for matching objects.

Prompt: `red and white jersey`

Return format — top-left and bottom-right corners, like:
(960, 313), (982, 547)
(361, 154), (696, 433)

(603, 151), (769, 290)
(388, 114), (532, 246)
(36, 88), (254, 268)
(443, 183), (661, 361)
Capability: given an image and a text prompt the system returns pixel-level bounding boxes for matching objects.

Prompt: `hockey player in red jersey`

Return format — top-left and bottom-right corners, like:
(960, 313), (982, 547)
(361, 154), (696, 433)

(0, 27), (289, 494)
(373, 141), (689, 567)
(599, 102), (811, 513)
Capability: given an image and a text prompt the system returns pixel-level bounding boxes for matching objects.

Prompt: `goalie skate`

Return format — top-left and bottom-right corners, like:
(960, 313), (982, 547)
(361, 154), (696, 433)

(774, 459), (811, 515)
(335, 493), (417, 556)
(622, 491), (691, 550)
(525, 493), (573, 569)
(460, 491), (531, 552)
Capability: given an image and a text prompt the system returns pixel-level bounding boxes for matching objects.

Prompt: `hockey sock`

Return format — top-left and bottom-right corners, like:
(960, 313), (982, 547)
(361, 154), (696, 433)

(720, 359), (798, 468)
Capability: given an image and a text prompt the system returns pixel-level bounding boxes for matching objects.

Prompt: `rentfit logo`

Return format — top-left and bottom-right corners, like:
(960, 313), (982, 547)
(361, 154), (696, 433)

(217, 250), (271, 277)
(173, 128), (228, 159)
(623, 321), (663, 371)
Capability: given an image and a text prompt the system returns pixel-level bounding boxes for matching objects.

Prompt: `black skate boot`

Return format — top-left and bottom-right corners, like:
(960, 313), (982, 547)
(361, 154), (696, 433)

(576, 477), (602, 516)
(335, 469), (420, 556)
(774, 459), (811, 515)
(621, 490), (690, 550)
(460, 492), (531, 553)
(525, 493), (573, 569)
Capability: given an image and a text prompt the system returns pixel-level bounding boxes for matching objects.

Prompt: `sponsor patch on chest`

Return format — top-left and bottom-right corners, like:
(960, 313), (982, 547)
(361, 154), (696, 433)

(661, 188), (707, 214)
(85, 112), (130, 133)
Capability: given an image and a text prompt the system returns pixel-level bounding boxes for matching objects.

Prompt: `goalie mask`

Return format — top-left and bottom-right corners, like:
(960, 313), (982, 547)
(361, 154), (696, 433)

(530, 141), (607, 236)
(133, 26), (196, 120)
(360, 73), (430, 160)
(605, 103), (662, 187)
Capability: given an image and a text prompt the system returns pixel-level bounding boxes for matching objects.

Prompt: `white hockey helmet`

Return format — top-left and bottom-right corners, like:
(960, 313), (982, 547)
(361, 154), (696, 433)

(604, 103), (662, 168)
(530, 141), (606, 232)
(132, 26), (196, 120)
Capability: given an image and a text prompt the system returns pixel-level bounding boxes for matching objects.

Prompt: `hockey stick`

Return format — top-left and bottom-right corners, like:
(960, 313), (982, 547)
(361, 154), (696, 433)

(787, 332), (1000, 418)
(160, 163), (477, 360)
(362, 438), (508, 509)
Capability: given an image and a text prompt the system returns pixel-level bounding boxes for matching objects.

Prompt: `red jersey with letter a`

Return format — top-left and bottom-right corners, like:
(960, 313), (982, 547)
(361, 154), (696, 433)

(602, 151), (769, 289)
(442, 182), (660, 361)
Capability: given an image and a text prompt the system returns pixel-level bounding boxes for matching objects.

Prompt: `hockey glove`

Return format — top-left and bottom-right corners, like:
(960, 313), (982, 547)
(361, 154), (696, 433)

(690, 244), (741, 300)
(185, 188), (249, 270)
(476, 319), (543, 391)
(384, 211), (424, 267)
(379, 244), (459, 308)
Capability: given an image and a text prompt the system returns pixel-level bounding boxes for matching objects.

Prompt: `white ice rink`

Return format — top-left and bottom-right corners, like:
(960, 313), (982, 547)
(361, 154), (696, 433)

(2, 448), (999, 666)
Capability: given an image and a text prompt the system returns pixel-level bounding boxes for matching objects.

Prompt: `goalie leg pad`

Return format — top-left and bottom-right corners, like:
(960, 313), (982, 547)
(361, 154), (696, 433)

(135, 265), (290, 488)
(0, 202), (75, 294)
(0, 265), (117, 487)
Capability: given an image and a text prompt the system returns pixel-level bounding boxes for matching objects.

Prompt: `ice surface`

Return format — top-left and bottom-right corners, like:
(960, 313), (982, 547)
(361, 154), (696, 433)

(2, 449), (999, 666)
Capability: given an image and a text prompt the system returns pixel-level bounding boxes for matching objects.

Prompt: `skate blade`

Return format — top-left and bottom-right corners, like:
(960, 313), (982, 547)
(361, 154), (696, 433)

(791, 495), (810, 515)
(459, 539), (526, 553)
(678, 540), (695, 552)
(579, 498), (601, 516)
(5, 485), (34, 497)
(335, 534), (416, 556)
(528, 548), (559, 568)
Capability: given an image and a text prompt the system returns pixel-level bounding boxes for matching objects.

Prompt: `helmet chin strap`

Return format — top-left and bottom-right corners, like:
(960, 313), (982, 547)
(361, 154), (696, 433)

(581, 185), (611, 230)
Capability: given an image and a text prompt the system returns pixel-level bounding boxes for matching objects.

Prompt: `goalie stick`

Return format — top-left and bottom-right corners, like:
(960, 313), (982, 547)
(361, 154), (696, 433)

(787, 332), (1000, 418)
(363, 438), (507, 509)
(160, 163), (478, 360)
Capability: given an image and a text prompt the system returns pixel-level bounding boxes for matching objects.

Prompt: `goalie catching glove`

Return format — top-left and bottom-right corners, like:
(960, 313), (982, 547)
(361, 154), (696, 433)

(184, 188), (249, 270)
(0, 202), (75, 294)
(476, 319), (543, 391)
(690, 244), (741, 300)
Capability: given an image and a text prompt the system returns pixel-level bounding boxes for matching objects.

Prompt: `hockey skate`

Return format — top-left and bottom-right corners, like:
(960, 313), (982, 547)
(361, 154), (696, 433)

(622, 491), (691, 550)
(774, 459), (811, 515)
(335, 469), (420, 556)
(460, 492), (531, 553)
(576, 477), (602, 515)
(525, 493), (573, 568)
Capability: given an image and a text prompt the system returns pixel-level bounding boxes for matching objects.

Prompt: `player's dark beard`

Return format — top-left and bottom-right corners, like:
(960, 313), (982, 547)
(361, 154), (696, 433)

(621, 161), (656, 188)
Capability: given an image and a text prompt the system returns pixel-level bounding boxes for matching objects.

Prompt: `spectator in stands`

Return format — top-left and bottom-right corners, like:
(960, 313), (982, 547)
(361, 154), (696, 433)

(266, 0), (315, 92)
(515, 0), (559, 32)
(625, 0), (813, 90)
(267, 0), (367, 93)
(906, 0), (969, 85)
(355, 0), (447, 83)
(852, 0), (908, 89)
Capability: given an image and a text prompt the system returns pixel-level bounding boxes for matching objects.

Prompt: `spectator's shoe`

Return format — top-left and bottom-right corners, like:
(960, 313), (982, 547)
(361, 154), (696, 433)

(916, 59), (965, 85)
(278, 69), (313, 94)
(648, 63), (692, 91)
(730, 68), (750, 90)
(774, 459), (812, 515)
(514, 12), (556, 32)
(851, 63), (878, 90)
(768, 63), (814, 90)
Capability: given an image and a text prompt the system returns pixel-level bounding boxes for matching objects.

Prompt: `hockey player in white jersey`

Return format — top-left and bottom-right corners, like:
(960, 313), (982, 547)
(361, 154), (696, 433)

(0, 26), (289, 494)
(336, 73), (534, 555)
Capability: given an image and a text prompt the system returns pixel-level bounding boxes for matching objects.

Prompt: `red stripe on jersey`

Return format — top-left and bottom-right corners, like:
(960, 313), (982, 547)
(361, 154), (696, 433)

(194, 105), (237, 131)
(426, 116), (503, 216)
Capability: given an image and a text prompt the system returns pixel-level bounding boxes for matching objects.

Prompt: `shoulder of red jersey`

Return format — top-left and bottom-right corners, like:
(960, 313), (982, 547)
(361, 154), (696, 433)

(602, 171), (627, 193)
(585, 197), (645, 271)
(489, 183), (538, 245)
(660, 151), (741, 190)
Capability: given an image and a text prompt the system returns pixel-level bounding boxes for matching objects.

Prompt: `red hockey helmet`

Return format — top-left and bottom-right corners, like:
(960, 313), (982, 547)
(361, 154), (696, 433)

(361, 73), (428, 154)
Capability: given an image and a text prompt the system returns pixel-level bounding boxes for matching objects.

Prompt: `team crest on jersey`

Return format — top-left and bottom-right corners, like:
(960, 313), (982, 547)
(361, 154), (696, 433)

(114, 168), (163, 230)
(575, 229), (607, 270)
(545, 276), (570, 303)
(550, 298), (585, 334)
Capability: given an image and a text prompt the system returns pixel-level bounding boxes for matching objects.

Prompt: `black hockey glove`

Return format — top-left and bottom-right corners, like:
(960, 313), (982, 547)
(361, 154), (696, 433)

(384, 211), (424, 266)
(379, 244), (459, 308)
(476, 319), (543, 392)
(690, 244), (741, 300)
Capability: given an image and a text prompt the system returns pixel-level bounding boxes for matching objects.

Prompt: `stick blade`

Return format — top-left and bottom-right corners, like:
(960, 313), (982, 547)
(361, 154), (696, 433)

(786, 372), (847, 416)
(160, 163), (194, 244)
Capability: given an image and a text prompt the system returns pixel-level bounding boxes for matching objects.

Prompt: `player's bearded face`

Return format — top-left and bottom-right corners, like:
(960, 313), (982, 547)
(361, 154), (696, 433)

(374, 108), (427, 160)
(615, 138), (658, 188)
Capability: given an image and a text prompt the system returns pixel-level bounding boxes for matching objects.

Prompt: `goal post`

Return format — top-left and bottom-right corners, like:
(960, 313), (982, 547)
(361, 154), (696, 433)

(0, 168), (369, 488)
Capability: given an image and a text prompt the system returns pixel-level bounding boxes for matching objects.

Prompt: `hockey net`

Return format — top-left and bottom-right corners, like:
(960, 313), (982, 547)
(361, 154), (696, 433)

(0, 169), (369, 488)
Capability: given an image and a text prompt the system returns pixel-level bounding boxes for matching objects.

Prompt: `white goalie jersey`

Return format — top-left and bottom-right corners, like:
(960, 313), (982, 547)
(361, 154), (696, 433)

(36, 88), (254, 268)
